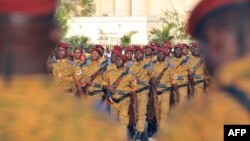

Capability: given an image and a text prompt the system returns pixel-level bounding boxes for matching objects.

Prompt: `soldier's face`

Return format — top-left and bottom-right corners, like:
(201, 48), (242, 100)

(157, 52), (166, 61)
(174, 48), (183, 58)
(191, 47), (200, 56)
(74, 49), (82, 59)
(91, 51), (100, 60)
(98, 48), (104, 56)
(111, 53), (116, 63)
(125, 51), (133, 60)
(115, 56), (124, 68)
(182, 47), (189, 55)
(145, 48), (152, 56)
(56, 47), (67, 59)
(135, 51), (143, 61)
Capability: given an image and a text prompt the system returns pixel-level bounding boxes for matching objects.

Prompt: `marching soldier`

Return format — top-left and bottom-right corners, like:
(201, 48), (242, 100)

(171, 44), (193, 104)
(158, 0), (250, 141)
(95, 44), (106, 62)
(0, 0), (126, 140)
(130, 45), (151, 141)
(52, 42), (76, 94)
(106, 45), (123, 72)
(102, 50), (136, 138)
(151, 46), (175, 129)
(79, 47), (105, 101)
(124, 46), (134, 67)
(189, 42), (207, 97)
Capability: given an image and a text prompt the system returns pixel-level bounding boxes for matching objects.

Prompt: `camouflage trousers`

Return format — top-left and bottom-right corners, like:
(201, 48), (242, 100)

(194, 81), (205, 97)
(135, 91), (149, 132)
(155, 90), (171, 127)
(110, 98), (130, 126)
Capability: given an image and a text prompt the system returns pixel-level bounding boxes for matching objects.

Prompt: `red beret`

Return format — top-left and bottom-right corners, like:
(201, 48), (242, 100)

(74, 46), (83, 52)
(0, 0), (57, 16)
(112, 45), (123, 53)
(174, 43), (189, 49)
(57, 42), (70, 49)
(133, 45), (144, 54)
(188, 0), (249, 37)
(144, 45), (156, 50)
(67, 52), (74, 57)
(162, 40), (173, 48)
(150, 42), (160, 47)
(124, 47), (134, 52)
(90, 47), (101, 55)
(190, 42), (198, 48)
(112, 49), (127, 62)
(95, 44), (105, 51)
(156, 47), (169, 55)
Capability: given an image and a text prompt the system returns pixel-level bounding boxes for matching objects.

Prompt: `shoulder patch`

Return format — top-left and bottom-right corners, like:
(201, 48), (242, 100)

(75, 70), (83, 76)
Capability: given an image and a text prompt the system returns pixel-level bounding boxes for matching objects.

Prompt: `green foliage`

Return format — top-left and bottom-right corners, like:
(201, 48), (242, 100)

(63, 36), (90, 51)
(160, 10), (191, 41)
(149, 24), (175, 43)
(149, 10), (192, 44)
(120, 31), (137, 47)
(55, 0), (95, 37)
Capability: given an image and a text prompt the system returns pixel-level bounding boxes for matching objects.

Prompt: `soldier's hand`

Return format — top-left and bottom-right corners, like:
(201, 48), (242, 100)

(85, 78), (93, 86)
(106, 86), (116, 94)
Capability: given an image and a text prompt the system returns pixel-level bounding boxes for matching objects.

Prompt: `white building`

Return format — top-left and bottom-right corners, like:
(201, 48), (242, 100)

(67, 0), (200, 44)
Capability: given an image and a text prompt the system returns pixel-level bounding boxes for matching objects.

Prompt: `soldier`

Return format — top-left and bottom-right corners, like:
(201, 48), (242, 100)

(52, 42), (76, 94)
(102, 50), (136, 138)
(72, 46), (83, 67)
(151, 46), (175, 129)
(0, 0), (126, 140)
(171, 44), (193, 104)
(189, 42), (208, 97)
(106, 45), (123, 72)
(95, 44), (106, 62)
(79, 47), (105, 101)
(158, 0), (250, 141)
(124, 46), (134, 67)
(129, 45), (151, 140)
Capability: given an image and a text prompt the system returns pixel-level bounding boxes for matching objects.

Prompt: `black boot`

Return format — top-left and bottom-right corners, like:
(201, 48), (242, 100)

(147, 122), (154, 137)
(127, 125), (136, 139)
(140, 132), (149, 141)
(133, 131), (142, 140)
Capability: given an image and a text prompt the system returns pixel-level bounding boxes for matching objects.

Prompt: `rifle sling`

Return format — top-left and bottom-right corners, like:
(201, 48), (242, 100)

(222, 86), (250, 112)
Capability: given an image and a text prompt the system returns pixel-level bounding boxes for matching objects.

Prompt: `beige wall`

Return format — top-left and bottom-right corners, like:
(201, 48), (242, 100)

(94, 0), (200, 17)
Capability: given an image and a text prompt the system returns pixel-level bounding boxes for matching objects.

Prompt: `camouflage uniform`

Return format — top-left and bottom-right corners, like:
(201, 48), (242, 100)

(0, 76), (126, 141)
(102, 68), (136, 128)
(150, 61), (174, 127)
(130, 60), (151, 132)
(52, 58), (75, 93)
(81, 60), (104, 101)
(158, 57), (250, 141)
(171, 56), (192, 104)
(190, 56), (206, 97)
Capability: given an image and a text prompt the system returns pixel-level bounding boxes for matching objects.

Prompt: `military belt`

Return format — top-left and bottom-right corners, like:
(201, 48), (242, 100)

(137, 80), (147, 85)
(88, 90), (103, 96)
(117, 90), (126, 95)
(157, 84), (167, 88)
(112, 86), (149, 103)
(194, 80), (205, 86)
(92, 83), (101, 88)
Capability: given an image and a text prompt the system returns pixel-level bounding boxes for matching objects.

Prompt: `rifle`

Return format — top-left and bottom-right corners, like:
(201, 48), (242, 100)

(143, 59), (157, 70)
(175, 56), (190, 73)
(152, 63), (170, 123)
(82, 59), (109, 94)
(80, 56), (91, 67)
(104, 68), (130, 103)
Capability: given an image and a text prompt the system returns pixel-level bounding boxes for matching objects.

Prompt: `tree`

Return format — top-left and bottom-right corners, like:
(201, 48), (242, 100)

(63, 36), (90, 51)
(55, 0), (95, 37)
(149, 24), (175, 44)
(120, 31), (137, 47)
(160, 10), (191, 42)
